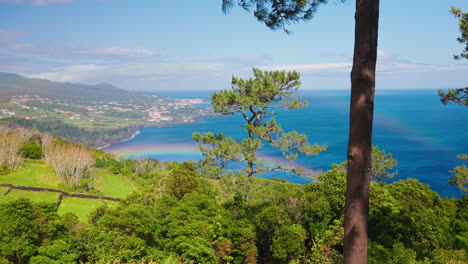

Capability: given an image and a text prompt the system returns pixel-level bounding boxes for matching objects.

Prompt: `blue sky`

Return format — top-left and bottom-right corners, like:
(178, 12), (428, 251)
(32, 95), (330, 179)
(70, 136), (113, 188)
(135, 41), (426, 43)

(0, 0), (467, 91)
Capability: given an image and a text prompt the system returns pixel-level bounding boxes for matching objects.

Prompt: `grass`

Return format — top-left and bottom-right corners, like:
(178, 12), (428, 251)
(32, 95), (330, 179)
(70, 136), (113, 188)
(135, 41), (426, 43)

(0, 189), (59, 204)
(95, 170), (138, 198)
(0, 159), (61, 189)
(102, 199), (120, 209)
(0, 186), (8, 195)
(58, 197), (106, 223)
(0, 161), (132, 223)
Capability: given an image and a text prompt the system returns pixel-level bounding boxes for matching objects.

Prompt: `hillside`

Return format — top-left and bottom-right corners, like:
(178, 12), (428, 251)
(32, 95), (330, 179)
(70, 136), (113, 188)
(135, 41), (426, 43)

(0, 128), (466, 263)
(0, 72), (144, 103)
(0, 72), (212, 147)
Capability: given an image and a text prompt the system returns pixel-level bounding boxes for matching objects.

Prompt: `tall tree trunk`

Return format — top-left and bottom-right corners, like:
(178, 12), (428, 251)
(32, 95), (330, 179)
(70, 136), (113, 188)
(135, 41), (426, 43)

(344, 0), (379, 263)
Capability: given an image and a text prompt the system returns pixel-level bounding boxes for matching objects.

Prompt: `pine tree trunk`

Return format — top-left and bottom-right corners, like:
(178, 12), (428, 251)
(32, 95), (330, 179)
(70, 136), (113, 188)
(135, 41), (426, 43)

(344, 0), (379, 263)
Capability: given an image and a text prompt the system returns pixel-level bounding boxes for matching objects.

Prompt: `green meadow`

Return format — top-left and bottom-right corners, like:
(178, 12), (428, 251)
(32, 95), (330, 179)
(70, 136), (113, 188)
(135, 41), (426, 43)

(0, 186), (8, 195)
(96, 170), (138, 198)
(0, 159), (137, 223)
(57, 197), (107, 223)
(0, 189), (59, 204)
(0, 159), (60, 188)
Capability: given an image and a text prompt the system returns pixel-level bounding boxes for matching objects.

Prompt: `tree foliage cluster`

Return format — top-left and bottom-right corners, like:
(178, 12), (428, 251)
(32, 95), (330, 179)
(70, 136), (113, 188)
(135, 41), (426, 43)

(0, 158), (466, 264)
(451, 5), (468, 61)
(193, 68), (326, 179)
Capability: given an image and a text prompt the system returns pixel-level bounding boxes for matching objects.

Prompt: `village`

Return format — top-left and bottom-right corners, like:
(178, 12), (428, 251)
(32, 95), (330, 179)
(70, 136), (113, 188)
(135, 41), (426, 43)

(0, 94), (212, 127)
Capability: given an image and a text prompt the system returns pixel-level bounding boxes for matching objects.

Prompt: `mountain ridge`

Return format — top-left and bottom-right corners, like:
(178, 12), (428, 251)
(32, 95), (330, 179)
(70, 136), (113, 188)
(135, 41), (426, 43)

(0, 72), (146, 102)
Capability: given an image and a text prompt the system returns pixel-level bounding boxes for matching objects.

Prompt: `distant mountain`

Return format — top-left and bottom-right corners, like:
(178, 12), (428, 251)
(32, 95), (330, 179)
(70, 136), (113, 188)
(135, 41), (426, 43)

(0, 72), (147, 102)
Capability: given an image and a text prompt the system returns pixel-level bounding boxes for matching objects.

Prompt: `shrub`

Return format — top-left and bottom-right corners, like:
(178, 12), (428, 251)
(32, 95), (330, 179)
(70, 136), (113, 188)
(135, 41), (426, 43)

(20, 142), (43, 159)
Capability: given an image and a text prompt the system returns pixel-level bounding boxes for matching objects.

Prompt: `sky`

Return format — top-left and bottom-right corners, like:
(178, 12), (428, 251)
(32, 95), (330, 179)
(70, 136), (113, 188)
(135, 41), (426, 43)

(0, 0), (468, 91)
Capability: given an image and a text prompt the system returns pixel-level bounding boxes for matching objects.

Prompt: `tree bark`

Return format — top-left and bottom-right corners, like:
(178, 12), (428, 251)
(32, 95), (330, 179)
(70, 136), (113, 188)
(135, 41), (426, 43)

(344, 0), (379, 263)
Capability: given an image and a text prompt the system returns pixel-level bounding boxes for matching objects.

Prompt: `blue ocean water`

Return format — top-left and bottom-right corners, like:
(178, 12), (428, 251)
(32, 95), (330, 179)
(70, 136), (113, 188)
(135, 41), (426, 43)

(103, 89), (468, 198)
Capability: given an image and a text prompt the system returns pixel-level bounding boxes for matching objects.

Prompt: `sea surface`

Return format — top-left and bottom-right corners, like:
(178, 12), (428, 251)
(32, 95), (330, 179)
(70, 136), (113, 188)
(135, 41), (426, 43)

(103, 89), (468, 198)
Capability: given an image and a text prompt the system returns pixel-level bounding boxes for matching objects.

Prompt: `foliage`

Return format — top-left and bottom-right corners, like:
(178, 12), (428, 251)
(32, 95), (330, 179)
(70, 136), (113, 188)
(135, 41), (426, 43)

(438, 7), (468, 105)
(451, 6), (468, 60)
(333, 145), (398, 183)
(0, 199), (40, 264)
(270, 224), (306, 263)
(193, 68), (326, 178)
(371, 145), (398, 181)
(438, 87), (468, 106)
(19, 142), (43, 159)
(449, 154), (468, 192)
(0, 117), (138, 148)
(167, 162), (199, 200)
(221, 0), (328, 33)
(0, 131), (465, 263)
(368, 179), (457, 260)
(0, 199), (70, 264)
(0, 167), (466, 263)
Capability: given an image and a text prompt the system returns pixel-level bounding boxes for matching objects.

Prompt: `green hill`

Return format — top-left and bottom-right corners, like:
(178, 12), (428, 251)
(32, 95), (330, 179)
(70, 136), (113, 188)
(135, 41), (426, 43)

(0, 72), (212, 147)
(0, 72), (147, 103)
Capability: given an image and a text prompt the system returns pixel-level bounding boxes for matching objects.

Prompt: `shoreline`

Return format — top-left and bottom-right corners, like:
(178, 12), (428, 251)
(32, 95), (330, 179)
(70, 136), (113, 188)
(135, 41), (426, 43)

(95, 114), (218, 150)
(97, 130), (141, 150)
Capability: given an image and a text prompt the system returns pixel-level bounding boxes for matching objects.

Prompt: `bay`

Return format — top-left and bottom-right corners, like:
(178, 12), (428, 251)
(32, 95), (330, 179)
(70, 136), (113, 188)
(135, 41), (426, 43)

(103, 89), (468, 198)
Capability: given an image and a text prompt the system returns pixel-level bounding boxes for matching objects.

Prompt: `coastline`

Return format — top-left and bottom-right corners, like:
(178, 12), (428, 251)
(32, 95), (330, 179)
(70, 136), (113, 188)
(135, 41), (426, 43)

(95, 113), (218, 150)
(97, 130), (141, 150)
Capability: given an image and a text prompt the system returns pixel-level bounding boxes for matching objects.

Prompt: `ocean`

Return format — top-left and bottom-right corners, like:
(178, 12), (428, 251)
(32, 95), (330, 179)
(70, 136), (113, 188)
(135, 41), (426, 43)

(103, 89), (468, 198)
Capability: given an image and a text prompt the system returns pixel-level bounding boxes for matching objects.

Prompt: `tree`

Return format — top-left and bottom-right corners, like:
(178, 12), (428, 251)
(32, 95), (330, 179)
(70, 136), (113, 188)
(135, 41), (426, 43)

(334, 145), (398, 183)
(221, 1), (380, 262)
(449, 154), (468, 192)
(193, 68), (326, 178)
(451, 6), (468, 61)
(438, 6), (468, 106)
(438, 87), (468, 106)
(440, 6), (468, 192)
(0, 128), (32, 173)
(43, 138), (94, 188)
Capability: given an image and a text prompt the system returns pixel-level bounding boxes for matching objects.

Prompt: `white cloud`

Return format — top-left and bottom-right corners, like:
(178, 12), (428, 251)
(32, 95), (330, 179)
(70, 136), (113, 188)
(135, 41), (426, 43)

(27, 64), (107, 82)
(320, 50), (351, 58)
(0, 30), (158, 59)
(260, 63), (352, 73)
(78, 47), (157, 58)
(378, 62), (468, 73)
(259, 49), (468, 75)
(23, 61), (225, 85)
(218, 54), (272, 65)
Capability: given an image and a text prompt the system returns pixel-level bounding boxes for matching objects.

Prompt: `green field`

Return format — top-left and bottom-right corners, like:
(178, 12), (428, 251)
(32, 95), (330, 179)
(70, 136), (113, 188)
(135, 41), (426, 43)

(102, 199), (120, 209)
(0, 189), (59, 204)
(0, 160), (60, 189)
(58, 197), (107, 223)
(0, 160), (138, 223)
(97, 171), (138, 198)
(0, 186), (8, 195)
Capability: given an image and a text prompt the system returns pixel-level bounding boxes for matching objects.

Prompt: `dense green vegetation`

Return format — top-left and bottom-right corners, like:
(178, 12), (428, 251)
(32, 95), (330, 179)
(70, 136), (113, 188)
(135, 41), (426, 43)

(0, 117), (138, 148)
(0, 128), (466, 263)
(0, 165), (466, 263)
